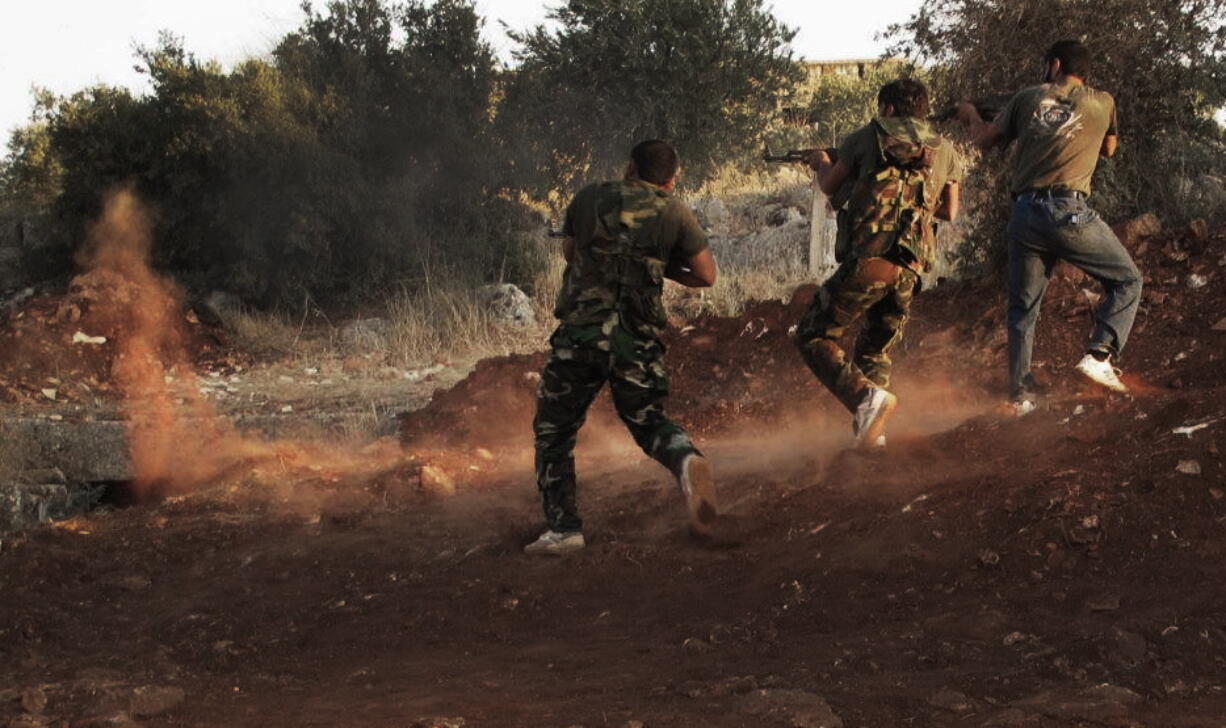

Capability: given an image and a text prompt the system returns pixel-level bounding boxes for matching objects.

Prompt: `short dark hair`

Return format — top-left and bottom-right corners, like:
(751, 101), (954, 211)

(1045, 39), (1091, 78)
(631, 139), (679, 185)
(877, 79), (930, 118)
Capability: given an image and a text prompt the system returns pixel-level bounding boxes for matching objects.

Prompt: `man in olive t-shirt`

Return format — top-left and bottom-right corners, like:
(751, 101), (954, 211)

(959, 40), (1142, 413)
(524, 139), (721, 555)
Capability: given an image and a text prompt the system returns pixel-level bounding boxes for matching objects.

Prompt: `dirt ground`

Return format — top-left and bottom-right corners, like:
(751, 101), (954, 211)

(1, 221), (1225, 727)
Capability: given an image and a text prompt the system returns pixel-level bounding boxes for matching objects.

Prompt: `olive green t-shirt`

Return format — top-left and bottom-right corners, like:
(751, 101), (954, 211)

(561, 179), (708, 261)
(993, 81), (1117, 195)
(836, 117), (962, 211)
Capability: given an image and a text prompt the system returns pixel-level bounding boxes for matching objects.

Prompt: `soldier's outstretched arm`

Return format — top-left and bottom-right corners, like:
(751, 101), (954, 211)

(958, 102), (1005, 151)
(666, 249), (717, 288)
(809, 149), (851, 197)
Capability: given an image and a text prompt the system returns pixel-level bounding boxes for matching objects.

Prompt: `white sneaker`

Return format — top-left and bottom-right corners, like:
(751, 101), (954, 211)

(523, 529), (585, 555)
(678, 453), (718, 537)
(1074, 353), (1128, 392)
(853, 388), (898, 449)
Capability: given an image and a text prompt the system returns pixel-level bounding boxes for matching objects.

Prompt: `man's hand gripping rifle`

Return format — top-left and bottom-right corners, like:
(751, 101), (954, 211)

(762, 145), (838, 169)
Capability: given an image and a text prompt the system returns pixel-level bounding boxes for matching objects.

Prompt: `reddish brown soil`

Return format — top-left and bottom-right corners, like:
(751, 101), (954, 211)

(0, 270), (240, 405)
(2, 224), (1225, 727)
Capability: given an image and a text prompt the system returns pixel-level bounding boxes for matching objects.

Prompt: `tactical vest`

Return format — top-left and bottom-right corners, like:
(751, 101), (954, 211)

(554, 181), (671, 337)
(838, 118), (940, 272)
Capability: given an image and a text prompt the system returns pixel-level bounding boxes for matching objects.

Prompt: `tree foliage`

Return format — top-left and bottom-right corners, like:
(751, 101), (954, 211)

(0, 0), (803, 304)
(886, 0), (1226, 271)
(499, 0), (802, 195)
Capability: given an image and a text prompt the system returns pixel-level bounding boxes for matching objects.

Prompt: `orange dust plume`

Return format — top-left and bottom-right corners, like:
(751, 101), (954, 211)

(81, 185), (412, 497)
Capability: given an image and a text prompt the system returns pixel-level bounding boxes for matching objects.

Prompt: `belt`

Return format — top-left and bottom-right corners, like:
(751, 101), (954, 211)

(1017, 187), (1086, 201)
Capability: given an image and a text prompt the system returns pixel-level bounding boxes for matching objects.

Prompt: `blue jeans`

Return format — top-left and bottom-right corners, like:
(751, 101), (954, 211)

(1005, 192), (1142, 399)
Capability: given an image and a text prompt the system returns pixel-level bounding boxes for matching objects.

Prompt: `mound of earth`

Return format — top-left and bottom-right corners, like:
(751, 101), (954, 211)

(0, 270), (240, 405)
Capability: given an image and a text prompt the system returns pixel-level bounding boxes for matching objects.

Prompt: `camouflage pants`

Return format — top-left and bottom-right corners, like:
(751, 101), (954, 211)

(794, 256), (918, 412)
(533, 324), (698, 532)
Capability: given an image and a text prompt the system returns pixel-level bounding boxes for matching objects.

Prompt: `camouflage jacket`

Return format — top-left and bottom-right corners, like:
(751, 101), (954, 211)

(842, 116), (945, 272)
(555, 179), (705, 343)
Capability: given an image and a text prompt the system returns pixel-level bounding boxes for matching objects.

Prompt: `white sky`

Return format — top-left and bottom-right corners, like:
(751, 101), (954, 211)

(0, 0), (924, 139)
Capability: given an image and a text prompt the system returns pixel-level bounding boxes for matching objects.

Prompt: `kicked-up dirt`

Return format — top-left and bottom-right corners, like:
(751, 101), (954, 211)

(1, 219), (1225, 727)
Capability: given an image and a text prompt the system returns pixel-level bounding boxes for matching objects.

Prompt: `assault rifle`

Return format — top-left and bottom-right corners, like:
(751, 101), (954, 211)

(762, 145), (838, 166)
(929, 92), (1015, 123)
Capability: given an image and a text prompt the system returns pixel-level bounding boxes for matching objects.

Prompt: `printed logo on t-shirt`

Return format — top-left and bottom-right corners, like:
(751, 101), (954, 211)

(1030, 97), (1083, 139)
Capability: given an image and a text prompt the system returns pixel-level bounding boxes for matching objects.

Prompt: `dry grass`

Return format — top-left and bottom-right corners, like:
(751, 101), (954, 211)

(229, 310), (306, 360)
(385, 284), (551, 367)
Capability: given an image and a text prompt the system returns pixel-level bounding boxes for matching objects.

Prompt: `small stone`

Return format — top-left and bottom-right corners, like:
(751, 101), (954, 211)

(1087, 595), (1121, 612)
(21, 687), (47, 714)
(128, 686), (185, 717)
(1213, 317), (1226, 332)
(682, 637), (713, 653)
(420, 465), (456, 495)
(1176, 460), (1202, 475)
(978, 549), (1001, 567)
(929, 687), (975, 713)
(40, 388), (57, 401)
(1189, 218), (1209, 239)
(1188, 273), (1209, 289)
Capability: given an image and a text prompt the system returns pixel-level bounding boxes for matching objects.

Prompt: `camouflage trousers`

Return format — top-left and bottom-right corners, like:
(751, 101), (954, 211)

(533, 323), (698, 532)
(794, 256), (919, 412)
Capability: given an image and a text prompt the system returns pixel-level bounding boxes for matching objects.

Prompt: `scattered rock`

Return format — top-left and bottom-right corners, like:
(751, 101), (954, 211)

(981, 707), (1040, 726)
(1011, 684), (1141, 724)
(978, 549), (1001, 567)
(929, 687), (976, 713)
(1114, 213), (1161, 250)
(1187, 273), (1209, 289)
(420, 464), (456, 495)
(1112, 628), (1148, 666)
(410, 719), (465, 728)
(1055, 261), (1087, 284)
(193, 290), (244, 327)
(1189, 218), (1209, 240)
(1176, 460), (1202, 475)
(475, 284), (536, 328)
(739, 689), (844, 728)
(692, 198), (730, 231)
(340, 318), (391, 351)
(768, 206), (804, 227)
(71, 331), (107, 345)
(20, 687), (47, 714)
(682, 637), (714, 653)
(1213, 317), (1226, 332)
(1087, 594), (1121, 612)
(74, 712), (142, 728)
(127, 686), (185, 717)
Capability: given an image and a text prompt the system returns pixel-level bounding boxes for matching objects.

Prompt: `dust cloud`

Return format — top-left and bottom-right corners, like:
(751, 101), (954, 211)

(80, 186), (413, 499)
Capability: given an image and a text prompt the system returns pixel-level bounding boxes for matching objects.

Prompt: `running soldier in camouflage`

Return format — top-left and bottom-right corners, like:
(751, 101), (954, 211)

(797, 79), (962, 448)
(526, 140), (720, 555)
